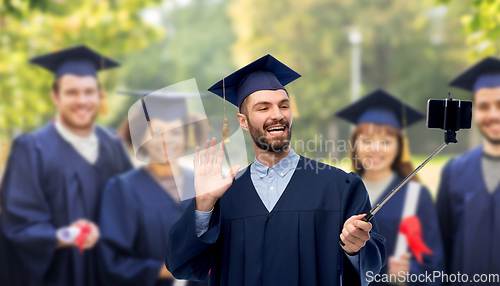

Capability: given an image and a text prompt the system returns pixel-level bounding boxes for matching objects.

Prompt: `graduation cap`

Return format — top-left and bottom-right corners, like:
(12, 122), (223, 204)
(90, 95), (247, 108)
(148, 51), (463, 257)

(208, 54), (301, 108)
(335, 88), (425, 130)
(449, 57), (500, 93)
(118, 90), (208, 122)
(30, 45), (120, 78)
(208, 54), (301, 142)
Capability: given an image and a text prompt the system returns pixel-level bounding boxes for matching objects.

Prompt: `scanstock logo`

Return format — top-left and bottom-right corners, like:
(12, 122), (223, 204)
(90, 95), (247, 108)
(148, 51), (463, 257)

(126, 78), (249, 201)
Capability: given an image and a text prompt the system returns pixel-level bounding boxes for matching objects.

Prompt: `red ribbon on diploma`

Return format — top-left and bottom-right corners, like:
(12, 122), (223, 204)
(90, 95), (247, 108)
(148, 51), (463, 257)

(74, 225), (91, 254)
(399, 215), (433, 264)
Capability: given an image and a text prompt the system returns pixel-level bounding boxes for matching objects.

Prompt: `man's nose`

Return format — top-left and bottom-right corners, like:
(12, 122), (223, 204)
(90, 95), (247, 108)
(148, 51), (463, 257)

(270, 105), (283, 121)
(76, 92), (88, 104)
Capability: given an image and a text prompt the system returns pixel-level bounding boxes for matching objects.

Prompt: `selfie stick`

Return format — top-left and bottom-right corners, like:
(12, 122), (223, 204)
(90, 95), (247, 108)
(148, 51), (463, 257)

(359, 141), (448, 224)
(340, 93), (462, 247)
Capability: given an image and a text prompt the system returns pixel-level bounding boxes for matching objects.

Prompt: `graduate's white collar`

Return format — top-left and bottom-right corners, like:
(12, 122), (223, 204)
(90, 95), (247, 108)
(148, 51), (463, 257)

(54, 120), (99, 164)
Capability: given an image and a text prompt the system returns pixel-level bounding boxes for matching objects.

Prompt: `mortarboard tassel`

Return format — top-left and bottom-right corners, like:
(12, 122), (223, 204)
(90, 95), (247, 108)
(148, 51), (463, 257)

(222, 78), (230, 143)
(401, 137), (412, 163)
(400, 104), (411, 163)
(289, 94), (299, 118)
(99, 55), (108, 116)
(100, 92), (109, 115)
(222, 118), (230, 143)
(187, 123), (196, 148)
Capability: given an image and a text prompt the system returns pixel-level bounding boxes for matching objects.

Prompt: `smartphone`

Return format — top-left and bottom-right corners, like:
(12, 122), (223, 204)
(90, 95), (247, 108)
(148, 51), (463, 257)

(427, 99), (472, 131)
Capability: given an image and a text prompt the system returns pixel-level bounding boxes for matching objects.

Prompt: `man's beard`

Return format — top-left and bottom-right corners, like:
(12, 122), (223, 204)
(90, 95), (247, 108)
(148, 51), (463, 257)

(478, 119), (500, 145)
(248, 117), (292, 152)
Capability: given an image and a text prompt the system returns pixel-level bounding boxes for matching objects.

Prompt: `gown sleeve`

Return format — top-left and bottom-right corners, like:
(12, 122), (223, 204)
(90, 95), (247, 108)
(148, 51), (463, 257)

(341, 172), (387, 286)
(408, 185), (445, 285)
(436, 161), (454, 274)
(165, 199), (219, 282)
(98, 177), (164, 286)
(0, 135), (58, 281)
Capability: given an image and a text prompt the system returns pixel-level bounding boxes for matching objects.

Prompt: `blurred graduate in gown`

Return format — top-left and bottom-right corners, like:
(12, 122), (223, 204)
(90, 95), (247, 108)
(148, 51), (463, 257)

(98, 88), (209, 286)
(438, 58), (500, 286)
(0, 45), (133, 286)
(337, 89), (445, 285)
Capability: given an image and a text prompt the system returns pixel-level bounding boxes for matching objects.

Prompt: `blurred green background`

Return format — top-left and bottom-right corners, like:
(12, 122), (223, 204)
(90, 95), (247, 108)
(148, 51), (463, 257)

(1, 0), (500, 196)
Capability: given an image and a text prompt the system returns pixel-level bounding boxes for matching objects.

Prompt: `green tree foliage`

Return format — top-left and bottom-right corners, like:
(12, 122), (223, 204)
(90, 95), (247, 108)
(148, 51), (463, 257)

(120, 0), (236, 90)
(227, 0), (470, 156)
(443, 0), (500, 60)
(1, 0), (53, 16)
(114, 0), (237, 127)
(0, 0), (164, 140)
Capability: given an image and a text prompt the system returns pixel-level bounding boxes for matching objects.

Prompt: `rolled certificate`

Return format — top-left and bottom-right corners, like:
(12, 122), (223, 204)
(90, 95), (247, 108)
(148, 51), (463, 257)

(56, 226), (81, 243)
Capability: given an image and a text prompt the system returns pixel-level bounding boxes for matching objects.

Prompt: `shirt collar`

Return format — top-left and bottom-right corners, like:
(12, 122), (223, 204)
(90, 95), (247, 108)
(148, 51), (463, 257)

(55, 120), (98, 147)
(250, 148), (300, 178)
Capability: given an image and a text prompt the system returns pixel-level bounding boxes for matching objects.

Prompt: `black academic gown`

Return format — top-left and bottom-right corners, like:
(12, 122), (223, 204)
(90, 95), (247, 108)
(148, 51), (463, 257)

(437, 146), (500, 286)
(165, 156), (386, 286)
(0, 219), (8, 284)
(0, 123), (132, 286)
(98, 168), (209, 286)
(370, 176), (444, 285)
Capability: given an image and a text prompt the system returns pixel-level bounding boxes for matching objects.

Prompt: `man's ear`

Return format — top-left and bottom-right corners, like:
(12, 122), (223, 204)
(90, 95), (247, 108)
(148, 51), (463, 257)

(237, 113), (249, 131)
(51, 89), (60, 108)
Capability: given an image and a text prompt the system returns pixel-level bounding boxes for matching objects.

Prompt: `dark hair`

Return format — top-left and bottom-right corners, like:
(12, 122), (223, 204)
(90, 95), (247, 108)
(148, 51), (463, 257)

(239, 97), (249, 116)
(350, 122), (419, 182)
(51, 78), (61, 93)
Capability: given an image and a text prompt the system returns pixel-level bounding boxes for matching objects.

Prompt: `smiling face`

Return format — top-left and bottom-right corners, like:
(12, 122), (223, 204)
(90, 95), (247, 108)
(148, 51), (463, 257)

(237, 89), (293, 152)
(354, 123), (400, 174)
(474, 88), (500, 145)
(51, 74), (101, 132)
(141, 118), (186, 163)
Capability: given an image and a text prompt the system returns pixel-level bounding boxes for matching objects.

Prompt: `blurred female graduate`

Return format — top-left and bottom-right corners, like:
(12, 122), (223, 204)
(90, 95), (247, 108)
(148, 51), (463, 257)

(98, 88), (209, 286)
(336, 89), (445, 285)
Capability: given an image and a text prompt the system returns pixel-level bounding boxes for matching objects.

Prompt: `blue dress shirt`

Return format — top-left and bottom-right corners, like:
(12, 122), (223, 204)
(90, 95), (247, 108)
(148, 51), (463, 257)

(249, 148), (301, 212)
